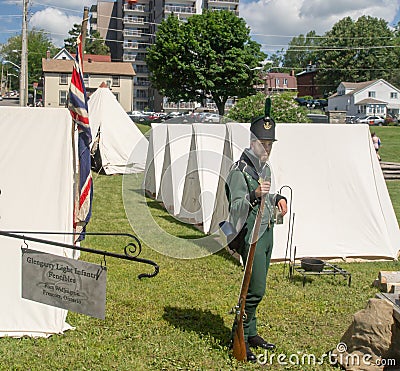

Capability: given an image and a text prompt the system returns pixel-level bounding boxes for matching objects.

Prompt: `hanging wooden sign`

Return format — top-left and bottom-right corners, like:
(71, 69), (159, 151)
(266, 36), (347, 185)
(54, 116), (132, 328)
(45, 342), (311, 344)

(21, 248), (107, 320)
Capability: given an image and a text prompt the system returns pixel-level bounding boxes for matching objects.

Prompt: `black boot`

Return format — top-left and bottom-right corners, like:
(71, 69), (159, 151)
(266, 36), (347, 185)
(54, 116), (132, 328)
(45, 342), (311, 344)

(248, 335), (275, 350)
(245, 342), (257, 363)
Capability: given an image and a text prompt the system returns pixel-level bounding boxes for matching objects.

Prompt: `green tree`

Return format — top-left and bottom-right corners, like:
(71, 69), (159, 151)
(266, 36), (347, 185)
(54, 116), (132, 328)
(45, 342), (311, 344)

(268, 49), (285, 68)
(392, 21), (400, 87)
(0, 29), (57, 90)
(146, 11), (266, 115)
(316, 16), (398, 95)
(64, 25), (109, 55)
(227, 92), (309, 123)
(64, 24), (81, 53)
(283, 30), (321, 70)
(86, 30), (110, 55)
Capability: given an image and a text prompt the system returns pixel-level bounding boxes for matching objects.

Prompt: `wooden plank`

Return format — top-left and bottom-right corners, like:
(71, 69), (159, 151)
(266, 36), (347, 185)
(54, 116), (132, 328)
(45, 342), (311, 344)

(378, 271), (400, 284)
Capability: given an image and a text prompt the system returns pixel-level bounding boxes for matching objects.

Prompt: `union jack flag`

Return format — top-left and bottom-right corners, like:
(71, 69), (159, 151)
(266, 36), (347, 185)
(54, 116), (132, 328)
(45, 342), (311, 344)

(68, 33), (93, 242)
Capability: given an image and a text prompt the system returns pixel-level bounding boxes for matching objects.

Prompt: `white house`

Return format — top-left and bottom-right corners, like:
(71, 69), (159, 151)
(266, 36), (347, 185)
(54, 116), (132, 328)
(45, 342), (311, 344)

(327, 79), (400, 118)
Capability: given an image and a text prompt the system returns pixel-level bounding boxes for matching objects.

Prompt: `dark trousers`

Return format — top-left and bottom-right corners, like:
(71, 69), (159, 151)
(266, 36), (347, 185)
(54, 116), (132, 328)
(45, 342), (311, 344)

(234, 225), (274, 341)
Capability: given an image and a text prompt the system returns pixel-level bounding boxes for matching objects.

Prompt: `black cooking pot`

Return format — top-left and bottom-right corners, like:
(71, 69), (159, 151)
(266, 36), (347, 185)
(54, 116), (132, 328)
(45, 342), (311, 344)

(301, 258), (325, 272)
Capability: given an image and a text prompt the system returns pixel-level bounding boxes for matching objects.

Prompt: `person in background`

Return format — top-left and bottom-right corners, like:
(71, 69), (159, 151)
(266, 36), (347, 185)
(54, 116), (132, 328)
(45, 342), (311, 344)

(371, 132), (381, 161)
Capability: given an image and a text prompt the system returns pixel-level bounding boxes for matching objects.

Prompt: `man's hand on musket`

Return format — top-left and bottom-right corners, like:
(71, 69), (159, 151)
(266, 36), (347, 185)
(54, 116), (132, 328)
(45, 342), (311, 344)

(255, 180), (271, 198)
(277, 199), (287, 216)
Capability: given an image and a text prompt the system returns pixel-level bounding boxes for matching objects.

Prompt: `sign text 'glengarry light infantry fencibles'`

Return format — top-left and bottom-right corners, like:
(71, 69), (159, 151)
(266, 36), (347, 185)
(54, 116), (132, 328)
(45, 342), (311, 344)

(0, 230), (159, 320)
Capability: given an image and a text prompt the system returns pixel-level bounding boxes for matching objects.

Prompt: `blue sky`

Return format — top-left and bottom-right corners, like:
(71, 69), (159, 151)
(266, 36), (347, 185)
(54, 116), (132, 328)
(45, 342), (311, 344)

(0, 0), (399, 55)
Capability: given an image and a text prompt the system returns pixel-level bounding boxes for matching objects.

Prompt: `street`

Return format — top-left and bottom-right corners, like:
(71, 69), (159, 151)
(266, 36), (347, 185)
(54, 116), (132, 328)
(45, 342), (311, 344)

(0, 98), (20, 107)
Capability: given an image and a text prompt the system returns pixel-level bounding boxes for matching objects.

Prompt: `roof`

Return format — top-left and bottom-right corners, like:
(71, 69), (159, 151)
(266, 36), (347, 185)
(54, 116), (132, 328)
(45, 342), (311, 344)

(355, 98), (388, 105)
(75, 54), (112, 62)
(341, 80), (378, 95)
(42, 58), (135, 76)
(296, 69), (317, 77)
(266, 72), (295, 78)
(53, 48), (74, 60)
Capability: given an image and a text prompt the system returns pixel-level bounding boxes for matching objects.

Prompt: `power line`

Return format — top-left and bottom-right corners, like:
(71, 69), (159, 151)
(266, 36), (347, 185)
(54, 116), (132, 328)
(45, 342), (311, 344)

(251, 33), (397, 40)
(29, 1), (83, 15)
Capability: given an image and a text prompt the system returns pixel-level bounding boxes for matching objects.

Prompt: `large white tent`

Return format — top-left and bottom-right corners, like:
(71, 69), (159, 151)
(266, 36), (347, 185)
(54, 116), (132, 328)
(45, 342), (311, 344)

(0, 107), (75, 337)
(88, 87), (148, 174)
(271, 124), (400, 261)
(144, 123), (400, 261)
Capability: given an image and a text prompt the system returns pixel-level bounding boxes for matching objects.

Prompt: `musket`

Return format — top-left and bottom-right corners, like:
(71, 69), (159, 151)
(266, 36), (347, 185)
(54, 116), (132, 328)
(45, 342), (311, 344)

(232, 192), (266, 361)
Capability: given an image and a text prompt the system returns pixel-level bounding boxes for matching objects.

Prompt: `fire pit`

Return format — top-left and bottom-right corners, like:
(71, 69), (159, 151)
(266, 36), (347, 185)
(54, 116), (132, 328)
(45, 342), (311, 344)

(301, 258), (325, 272)
(289, 247), (352, 287)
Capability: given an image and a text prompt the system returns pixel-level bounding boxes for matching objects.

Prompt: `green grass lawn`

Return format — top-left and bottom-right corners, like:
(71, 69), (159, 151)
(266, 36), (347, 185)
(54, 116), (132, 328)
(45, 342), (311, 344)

(0, 125), (399, 370)
(370, 126), (400, 163)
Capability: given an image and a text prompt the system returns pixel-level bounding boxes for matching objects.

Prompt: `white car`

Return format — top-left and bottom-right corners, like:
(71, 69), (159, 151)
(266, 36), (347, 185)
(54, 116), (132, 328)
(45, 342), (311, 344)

(202, 113), (220, 123)
(354, 115), (385, 126)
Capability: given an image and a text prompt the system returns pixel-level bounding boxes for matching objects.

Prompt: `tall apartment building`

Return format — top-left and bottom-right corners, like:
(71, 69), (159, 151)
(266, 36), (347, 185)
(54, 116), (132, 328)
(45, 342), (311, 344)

(90, 0), (239, 112)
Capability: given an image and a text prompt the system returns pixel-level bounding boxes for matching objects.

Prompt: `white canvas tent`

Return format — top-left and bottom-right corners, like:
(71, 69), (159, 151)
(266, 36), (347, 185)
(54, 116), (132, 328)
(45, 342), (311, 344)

(0, 107), (75, 337)
(271, 124), (400, 261)
(144, 123), (247, 232)
(144, 123), (400, 261)
(88, 87), (148, 174)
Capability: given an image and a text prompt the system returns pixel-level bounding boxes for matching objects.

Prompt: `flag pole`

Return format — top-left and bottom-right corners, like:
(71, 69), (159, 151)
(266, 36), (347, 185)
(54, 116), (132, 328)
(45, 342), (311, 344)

(72, 10), (88, 246)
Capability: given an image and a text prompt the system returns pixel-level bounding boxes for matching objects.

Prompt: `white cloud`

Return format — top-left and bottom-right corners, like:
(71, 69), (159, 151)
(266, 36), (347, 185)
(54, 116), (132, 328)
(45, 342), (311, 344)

(240, 0), (400, 54)
(29, 8), (82, 47)
(29, 0), (96, 11)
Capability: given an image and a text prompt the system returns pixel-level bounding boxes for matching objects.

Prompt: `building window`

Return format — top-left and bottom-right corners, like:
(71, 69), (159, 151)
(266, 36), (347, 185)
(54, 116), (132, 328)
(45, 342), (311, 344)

(368, 91), (376, 98)
(283, 78), (288, 85)
(83, 74), (89, 86)
(275, 78), (280, 86)
(59, 74), (68, 85)
(390, 92), (398, 99)
(112, 76), (120, 87)
(59, 90), (68, 106)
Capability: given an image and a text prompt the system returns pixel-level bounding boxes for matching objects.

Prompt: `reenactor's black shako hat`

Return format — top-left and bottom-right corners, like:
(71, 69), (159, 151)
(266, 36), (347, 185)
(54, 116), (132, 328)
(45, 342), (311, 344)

(250, 97), (277, 141)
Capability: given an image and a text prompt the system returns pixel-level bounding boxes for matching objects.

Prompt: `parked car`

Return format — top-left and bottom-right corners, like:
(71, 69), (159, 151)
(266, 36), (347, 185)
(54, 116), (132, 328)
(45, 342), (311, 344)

(202, 113), (220, 123)
(354, 115), (385, 126)
(294, 97), (326, 109)
(150, 111), (187, 123)
(128, 111), (154, 124)
(294, 97), (309, 106)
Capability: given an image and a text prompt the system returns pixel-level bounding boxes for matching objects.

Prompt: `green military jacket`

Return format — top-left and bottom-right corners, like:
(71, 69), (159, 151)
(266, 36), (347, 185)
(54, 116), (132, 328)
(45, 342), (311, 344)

(225, 148), (285, 248)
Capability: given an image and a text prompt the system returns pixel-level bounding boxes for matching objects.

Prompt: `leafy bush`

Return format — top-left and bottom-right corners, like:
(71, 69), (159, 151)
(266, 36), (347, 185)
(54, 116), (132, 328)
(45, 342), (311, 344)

(227, 92), (310, 123)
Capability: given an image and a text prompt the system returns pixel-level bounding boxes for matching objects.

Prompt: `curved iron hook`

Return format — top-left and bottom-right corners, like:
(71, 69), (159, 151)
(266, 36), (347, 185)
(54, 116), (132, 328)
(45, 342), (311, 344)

(0, 231), (159, 279)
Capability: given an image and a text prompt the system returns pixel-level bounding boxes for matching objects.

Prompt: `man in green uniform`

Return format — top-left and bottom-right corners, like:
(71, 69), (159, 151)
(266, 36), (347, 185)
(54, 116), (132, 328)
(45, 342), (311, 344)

(225, 112), (287, 362)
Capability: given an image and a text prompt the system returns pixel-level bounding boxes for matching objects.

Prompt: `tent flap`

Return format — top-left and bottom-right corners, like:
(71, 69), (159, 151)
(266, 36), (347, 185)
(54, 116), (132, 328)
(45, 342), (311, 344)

(88, 88), (148, 174)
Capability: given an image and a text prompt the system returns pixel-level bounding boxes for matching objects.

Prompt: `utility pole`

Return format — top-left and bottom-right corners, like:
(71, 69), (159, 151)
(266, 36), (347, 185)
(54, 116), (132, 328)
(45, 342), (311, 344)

(81, 7), (89, 51)
(20, 0), (29, 107)
(1, 63), (3, 97)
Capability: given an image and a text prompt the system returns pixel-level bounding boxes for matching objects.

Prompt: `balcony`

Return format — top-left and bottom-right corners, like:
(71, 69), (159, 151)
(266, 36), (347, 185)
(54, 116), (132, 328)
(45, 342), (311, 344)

(164, 5), (196, 14)
(123, 42), (139, 50)
(124, 3), (147, 12)
(208, 6), (239, 14)
(136, 80), (151, 87)
(135, 67), (149, 75)
(123, 54), (136, 61)
(124, 30), (142, 37)
(124, 16), (146, 25)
